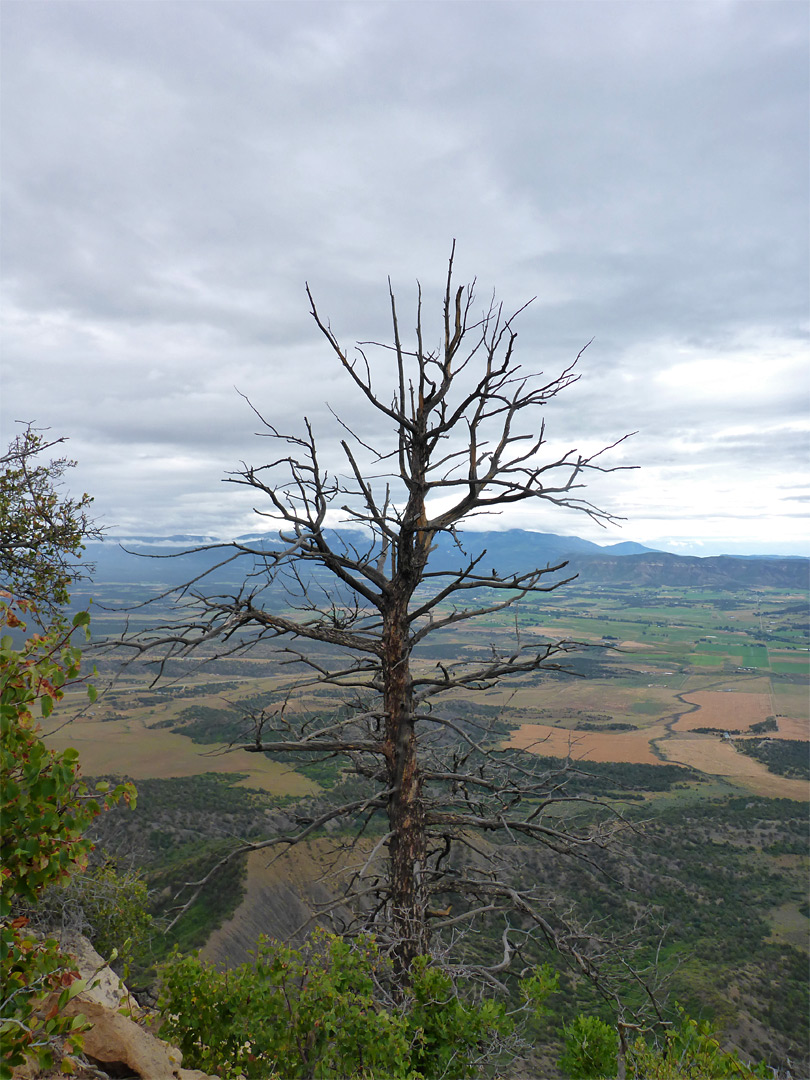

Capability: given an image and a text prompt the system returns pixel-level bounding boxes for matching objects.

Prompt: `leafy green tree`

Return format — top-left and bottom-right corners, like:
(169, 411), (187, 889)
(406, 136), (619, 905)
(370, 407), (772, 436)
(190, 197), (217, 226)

(0, 430), (134, 1077)
(0, 424), (101, 615)
(157, 929), (513, 1080)
(626, 1010), (772, 1079)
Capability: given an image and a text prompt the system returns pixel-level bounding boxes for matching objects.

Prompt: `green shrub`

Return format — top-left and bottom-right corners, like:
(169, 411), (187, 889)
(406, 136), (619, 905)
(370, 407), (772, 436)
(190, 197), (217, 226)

(1, 602), (135, 1078)
(17, 860), (153, 975)
(559, 1014), (617, 1078)
(558, 1008), (772, 1080)
(627, 1009), (771, 1079)
(157, 929), (512, 1079)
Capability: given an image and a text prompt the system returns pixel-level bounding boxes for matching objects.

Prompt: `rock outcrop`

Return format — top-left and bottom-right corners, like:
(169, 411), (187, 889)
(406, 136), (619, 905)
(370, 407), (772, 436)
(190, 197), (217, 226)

(13, 934), (216, 1080)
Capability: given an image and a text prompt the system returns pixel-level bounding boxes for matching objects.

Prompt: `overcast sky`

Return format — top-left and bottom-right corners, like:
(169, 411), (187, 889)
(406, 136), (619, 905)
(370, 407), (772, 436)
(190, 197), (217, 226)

(2, 1), (808, 556)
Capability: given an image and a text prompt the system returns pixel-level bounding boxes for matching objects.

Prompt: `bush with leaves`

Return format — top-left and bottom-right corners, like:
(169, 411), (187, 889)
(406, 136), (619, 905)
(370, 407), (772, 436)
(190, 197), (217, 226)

(1, 430), (135, 1077)
(16, 859), (153, 978)
(558, 1014), (618, 1079)
(558, 1007), (772, 1080)
(0, 597), (136, 1077)
(157, 928), (513, 1080)
(627, 1010), (773, 1079)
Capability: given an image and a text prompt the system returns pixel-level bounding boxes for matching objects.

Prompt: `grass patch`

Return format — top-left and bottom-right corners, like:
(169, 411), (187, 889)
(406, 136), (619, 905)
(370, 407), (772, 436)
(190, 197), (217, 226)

(631, 701), (667, 714)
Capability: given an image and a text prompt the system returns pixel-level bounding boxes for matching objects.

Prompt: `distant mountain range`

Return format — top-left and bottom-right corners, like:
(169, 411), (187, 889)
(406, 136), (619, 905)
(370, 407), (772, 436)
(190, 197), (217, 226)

(82, 530), (809, 591)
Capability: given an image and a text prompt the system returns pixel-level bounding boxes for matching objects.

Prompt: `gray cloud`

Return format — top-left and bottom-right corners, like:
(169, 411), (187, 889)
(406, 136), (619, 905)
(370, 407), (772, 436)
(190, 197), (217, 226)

(1, 1), (807, 555)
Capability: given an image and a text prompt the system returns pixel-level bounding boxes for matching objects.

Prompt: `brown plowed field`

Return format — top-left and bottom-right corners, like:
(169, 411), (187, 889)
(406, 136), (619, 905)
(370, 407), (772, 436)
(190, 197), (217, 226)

(673, 691), (773, 732)
(508, 700), (808, 799)
(659, 734), (808, 799)
(772, 716), (810, 739)
(673, 692), (808, 739)
(42, 715), (315, 795)
(507, 722), (668, 764)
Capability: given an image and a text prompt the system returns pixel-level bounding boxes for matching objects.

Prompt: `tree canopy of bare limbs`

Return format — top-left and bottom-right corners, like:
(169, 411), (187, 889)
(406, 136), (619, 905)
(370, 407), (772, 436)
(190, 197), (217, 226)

(122, 247), (637, 984)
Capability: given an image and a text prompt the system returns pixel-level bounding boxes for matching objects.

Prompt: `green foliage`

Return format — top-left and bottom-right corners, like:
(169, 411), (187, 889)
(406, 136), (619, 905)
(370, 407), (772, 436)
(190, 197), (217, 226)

(0, 426), (100, 614)
(749, 718), (778, 734)
(157, 929), (512, 1080)
(627, 1009), (772, 1079)
(91, 773), (278, 966)
(113, 771), (276, 817)
(0, 936), (91, 1080)
(527, 756), (696, 796)
(559, 1014), (617, 1079)
(153, 842), (248, 957)
(558, 1009), (772, 1080)
(0, 434), (136, 1077)
(1, 600), (136, 1077)
(519, 962), (560, 1021)
(172, 702), (245, 742)
(0, 608), (130, 899)
(404, 956), (513, 1079)
(18, 861), (153, 974)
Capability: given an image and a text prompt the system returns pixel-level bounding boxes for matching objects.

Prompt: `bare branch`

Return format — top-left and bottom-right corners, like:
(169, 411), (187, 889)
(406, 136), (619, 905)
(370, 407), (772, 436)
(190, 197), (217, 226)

(123, 249), (638, 999)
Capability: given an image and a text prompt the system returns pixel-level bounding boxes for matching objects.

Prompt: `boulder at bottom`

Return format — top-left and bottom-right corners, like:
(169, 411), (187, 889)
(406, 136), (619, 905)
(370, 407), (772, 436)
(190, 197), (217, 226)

(13, 933), (217, 1080)
(62, 996), (185, 1077)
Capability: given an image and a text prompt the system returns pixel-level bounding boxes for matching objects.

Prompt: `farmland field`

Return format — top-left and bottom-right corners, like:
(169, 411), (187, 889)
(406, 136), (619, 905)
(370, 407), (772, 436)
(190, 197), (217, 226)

(39, 571), (808, 1077)
(508, 721), (669, 764)
(487, 584), (809, 801)
(658, 735), (808, 798)
(773, 681), (810, 718)
(45, 580), (808, 806)
(45, 705), (316, 794)
(672, 691), (774, 732)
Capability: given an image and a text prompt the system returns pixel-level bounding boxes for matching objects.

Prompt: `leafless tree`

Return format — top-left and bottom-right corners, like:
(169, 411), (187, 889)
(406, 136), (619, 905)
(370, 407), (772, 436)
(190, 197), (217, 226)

(121, 246), (637, 982)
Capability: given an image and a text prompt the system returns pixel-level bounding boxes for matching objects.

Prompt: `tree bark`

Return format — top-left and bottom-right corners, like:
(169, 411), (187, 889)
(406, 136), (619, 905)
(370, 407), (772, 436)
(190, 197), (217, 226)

(383, 590), (427, 973)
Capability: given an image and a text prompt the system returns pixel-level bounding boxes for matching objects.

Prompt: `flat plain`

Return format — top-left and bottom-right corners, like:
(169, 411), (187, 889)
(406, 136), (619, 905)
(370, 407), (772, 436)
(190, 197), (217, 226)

(47, 579), (809, 803)
(44, 710), (316, 794)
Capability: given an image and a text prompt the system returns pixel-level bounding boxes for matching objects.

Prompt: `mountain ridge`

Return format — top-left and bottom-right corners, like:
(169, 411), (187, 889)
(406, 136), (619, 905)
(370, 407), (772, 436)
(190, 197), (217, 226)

(81, 530), (809, 590)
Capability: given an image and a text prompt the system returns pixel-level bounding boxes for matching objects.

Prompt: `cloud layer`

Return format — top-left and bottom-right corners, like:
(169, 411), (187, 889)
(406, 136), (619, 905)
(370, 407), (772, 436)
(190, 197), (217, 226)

(2, 1), (807, 555)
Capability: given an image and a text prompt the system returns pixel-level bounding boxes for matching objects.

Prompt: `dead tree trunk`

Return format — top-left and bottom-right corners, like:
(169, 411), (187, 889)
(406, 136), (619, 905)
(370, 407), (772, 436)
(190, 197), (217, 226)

(122, 244), (636, 984)
(382, 597), (426, 969)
